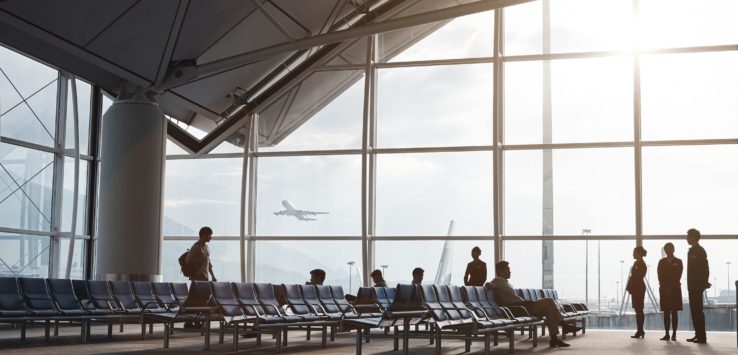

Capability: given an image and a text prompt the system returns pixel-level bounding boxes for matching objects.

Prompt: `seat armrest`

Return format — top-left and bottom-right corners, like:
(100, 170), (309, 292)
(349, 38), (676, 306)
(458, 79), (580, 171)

(505, 306), (531, 318)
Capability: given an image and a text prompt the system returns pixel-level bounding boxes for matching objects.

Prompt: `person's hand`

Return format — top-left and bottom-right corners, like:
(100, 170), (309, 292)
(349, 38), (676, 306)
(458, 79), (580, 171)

(212, 277), (217, 282)
(706, 282), (712, 289)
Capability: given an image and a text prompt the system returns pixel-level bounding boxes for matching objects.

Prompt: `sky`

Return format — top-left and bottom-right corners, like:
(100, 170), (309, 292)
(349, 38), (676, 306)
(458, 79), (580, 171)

(1, 0), (737, 313)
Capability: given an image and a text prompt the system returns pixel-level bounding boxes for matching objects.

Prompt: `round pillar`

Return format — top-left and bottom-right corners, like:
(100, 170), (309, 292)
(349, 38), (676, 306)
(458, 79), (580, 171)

(96, 99), (166, 281)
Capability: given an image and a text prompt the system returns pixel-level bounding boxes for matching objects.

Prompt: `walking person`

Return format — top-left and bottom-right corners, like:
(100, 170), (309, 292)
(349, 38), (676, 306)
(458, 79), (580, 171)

(626, 246), (647, 339)
(463, 246), (487, 286)
(184, 226), (216, 328)
(657, 242), (683, 341)
(686, 228), (710, 344)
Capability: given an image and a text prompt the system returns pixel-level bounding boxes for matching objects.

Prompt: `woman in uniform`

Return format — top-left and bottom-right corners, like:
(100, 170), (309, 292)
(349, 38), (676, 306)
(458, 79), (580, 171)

(657, 242), (683, 341)
(626, 246), (648, 339)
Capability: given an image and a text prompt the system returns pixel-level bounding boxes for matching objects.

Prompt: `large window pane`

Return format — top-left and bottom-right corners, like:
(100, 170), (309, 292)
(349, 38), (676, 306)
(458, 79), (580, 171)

(549, 0), (633, 53)
(0, 144), (54, 232)
(503, 1), (542, 56)
(0, 233), (50, 278)
(639, 0), (738, 49)
(504, 57), (633, 144)
(375, 240), (493, 286)
(58, 238), (85, 279)
(379, 11), (493, 62)
(641, 52), (738, 141)
(256, 155), (360, 236)
(255, 240), (362, 293)
(377, 64), (493, 148)
(258, 72), (363, 151)
(504, 148), (634, 236)
(161, 240), (241, 282)
(61, 158), (89, 234)
(376, 152), (493, 236)
(642, 145), (738, 235)
(164, 158), (242, 236)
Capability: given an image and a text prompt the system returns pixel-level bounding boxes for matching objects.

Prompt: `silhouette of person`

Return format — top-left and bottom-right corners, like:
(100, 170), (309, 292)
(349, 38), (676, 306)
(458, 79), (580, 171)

(307, 269), (326, 285)
(184, 226), (216, 329)
(626, 246), (647, 339)
(486, 261), (579, 348)
(657, 242), (683, 341)
(186, 227), (217, 282)
(686, 228), (710, 344)
(411, 267), (424, 285)
(463, 246), (487, 286)
(370, 269), (387, 287)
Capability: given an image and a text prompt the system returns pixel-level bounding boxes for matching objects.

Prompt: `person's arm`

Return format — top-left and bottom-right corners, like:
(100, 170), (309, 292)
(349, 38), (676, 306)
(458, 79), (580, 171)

(676, 259), (683, 282)
(208, 261), (217, 282)
(701, 251), (710, 289)
(463, 264), (471, 286)
(481, 263), (487, 284)
(657, 260), (665, 285)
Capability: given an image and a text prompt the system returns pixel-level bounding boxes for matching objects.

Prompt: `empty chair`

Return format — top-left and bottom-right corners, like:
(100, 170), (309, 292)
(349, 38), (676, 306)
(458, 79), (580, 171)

(419, 284), (451, 326)
(446, 285), (476, 321)
(233, 282), (287, 324)
(281, 284), (323, 322)
(0, 277), (30, 318)
(19, 278), (61, 317)
(171, 283), (189, 307)
(144, 281), (215, 350)
(254, 283), (302, 323)
(300, 284), (340, 320)
(109, 281), (143, 314)
(47, 279), (88, 316)
(87, 281), (120, 312)
(210, 282), (251, 350)
(152, 283), (179, 311)
(132, 282), (168, 313)
(316, 285), (359, 319)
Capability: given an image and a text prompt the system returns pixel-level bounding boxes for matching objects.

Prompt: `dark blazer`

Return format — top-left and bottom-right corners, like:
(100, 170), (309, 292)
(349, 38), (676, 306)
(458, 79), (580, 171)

(687, 244), (709, 291)
(626, 259), (647, 293)
(657, 256), (683, 311)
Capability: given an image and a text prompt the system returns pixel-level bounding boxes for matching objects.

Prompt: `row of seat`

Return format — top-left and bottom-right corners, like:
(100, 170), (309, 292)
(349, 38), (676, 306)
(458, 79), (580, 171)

(514, 288), (589, 335)
(0, 277), (195, 342)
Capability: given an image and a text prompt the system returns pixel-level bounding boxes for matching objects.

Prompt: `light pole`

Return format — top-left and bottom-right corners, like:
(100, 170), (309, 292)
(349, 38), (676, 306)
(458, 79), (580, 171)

(583, 229), (591, 308)
(380, 264), (388, 277)
(347, 261), (355, 294)
(616, 281), (620, 305)
(620, 260), (625, 305)
(727, 261), (732, 293)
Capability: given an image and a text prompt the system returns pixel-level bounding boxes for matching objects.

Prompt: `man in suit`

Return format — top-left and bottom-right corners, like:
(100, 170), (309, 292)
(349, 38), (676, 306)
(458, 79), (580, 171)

(686, 228), (711, 344)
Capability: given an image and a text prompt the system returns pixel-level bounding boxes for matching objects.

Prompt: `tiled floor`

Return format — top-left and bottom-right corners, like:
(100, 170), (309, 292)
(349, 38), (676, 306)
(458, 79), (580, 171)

(0, 323), (735, 354)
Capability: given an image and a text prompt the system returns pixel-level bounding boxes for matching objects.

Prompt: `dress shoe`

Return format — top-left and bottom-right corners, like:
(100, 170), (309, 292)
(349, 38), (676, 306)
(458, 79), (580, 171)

(671, 334), (676, 341)
(686, 336), (699, 342)
(660, 335), (670, 341)
(693, 338), (707, 344)
(549, 339), (571, 347)
(630, 331), (644, 339)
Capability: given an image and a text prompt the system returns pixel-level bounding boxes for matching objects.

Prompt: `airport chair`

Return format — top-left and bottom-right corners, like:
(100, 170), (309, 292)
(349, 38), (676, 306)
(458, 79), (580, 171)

(316, 285), (360, 319)
(86, 281), (121, 312)
(47, 279), (103, 340)
(152, 282), (180, 311)
(375, 287), (393, 312)
(300, 284), (341, 320)
(171, 282), (189, 307)
(342, 284), (428, 355)
(132, 282), (169, 313)
(209, 282), (253, 350)
(354, 287), (381, 315)
(144, 281), (216, 350)
(0, 277), (31, 340)
(19, 277), (91, 342)
(255, 283), (307, 347)
(281, 284), (324, 322)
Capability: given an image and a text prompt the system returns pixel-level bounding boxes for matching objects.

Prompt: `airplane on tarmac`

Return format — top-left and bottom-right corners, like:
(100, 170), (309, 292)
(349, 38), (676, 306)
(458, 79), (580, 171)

(273, 200), (329, 221)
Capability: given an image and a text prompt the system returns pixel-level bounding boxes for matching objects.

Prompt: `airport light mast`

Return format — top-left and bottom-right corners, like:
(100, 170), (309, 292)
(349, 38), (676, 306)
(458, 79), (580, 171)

(347, 261), (355, 294)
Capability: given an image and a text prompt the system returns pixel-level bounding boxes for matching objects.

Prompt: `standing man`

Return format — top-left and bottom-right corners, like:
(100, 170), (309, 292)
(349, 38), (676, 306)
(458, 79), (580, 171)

(411, 267), (424, 285)
(186, 226), (217, 282)
(463, 246), (487, 286)
(686, 228), (710, 344)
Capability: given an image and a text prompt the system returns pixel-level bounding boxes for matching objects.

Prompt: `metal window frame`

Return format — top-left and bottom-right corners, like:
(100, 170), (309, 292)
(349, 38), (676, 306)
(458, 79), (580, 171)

(156, 3), (738, 286)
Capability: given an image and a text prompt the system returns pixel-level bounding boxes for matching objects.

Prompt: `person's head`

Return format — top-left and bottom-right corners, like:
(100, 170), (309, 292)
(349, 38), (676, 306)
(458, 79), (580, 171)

(633, 246), (647, 259)
(471, 246), (481, 260)
(663, 242), (675, 257)
(199, 226), (213, 243)
(370, 269), (384, 283)
(309, 269), (326, 285)
(495, 261), (511, 279)
(412, 267), (424, 284)
(687, 228), (701, 246)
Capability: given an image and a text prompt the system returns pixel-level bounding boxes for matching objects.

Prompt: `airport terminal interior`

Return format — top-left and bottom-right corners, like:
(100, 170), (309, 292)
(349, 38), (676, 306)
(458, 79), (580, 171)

(0, 0), (736, 353)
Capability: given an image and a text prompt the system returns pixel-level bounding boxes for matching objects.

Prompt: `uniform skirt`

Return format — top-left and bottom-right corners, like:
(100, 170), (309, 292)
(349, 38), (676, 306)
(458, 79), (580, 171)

(659, 285), (683, 311)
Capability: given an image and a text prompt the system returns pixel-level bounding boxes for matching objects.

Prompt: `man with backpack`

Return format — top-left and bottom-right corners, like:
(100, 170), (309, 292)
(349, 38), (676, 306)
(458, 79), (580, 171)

(185, 226), (217, 282)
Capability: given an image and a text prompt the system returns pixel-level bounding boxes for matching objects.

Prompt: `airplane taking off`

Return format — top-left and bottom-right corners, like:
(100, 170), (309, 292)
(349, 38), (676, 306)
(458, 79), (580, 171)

(273, 200), (329, 221)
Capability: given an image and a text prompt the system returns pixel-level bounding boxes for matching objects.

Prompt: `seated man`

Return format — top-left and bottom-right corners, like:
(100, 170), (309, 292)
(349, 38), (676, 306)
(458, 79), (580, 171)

(486, 261), (580, 348)
(307, 268), (326, 285)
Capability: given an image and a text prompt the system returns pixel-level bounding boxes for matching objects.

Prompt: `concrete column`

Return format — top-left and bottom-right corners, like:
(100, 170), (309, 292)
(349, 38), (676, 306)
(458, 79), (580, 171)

(95, 99), (166, 281)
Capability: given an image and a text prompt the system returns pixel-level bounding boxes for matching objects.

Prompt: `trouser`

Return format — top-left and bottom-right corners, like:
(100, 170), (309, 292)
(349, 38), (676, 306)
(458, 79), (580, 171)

(512, 299), (563, 336)
(688, 289), (705, 338)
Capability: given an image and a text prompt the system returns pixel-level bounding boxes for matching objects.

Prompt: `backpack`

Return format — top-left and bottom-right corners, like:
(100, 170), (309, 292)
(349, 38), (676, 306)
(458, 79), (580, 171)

(178, 249), (195, 277)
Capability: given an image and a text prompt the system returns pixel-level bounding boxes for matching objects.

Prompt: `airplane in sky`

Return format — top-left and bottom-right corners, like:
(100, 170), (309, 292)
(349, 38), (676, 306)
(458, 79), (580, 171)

(273, 200), (329, 221)
(434, 220), (456, 285)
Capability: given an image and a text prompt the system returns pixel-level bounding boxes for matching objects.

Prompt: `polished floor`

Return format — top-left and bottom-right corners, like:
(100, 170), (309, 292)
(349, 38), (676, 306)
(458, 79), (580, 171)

(0, 323), (735, 354)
